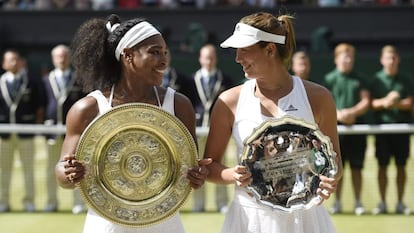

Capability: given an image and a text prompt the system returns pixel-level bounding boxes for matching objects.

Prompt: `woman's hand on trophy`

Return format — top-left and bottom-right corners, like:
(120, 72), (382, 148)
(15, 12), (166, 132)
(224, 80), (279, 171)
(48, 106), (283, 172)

(187, 158), (212, 189)
(62, 154), (86, 185)
(232, 165), (252, 187)
(316, 175), (337, 203)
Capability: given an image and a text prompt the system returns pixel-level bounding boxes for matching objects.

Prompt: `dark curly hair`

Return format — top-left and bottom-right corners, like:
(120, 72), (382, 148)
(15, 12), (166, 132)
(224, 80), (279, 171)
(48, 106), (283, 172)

(70, 14), (147, 92)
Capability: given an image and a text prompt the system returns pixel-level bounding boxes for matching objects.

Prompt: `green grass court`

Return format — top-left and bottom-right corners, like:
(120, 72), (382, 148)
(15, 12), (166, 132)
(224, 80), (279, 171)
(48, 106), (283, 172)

(1, 136), (413, 233)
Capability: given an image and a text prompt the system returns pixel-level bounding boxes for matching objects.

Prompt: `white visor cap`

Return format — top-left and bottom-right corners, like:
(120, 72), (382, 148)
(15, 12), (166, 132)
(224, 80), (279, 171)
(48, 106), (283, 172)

(220, 23), (286, 49)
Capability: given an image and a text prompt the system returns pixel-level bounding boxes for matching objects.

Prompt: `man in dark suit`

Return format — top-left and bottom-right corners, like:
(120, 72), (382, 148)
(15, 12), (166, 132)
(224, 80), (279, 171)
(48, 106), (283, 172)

(42, 44), (86, 213)
(0, 49), (45, 212)
(188, 44), (235, 213)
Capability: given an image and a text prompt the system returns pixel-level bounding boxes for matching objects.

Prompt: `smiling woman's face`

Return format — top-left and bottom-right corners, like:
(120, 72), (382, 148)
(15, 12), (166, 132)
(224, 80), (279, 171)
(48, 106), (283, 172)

(126, 35), (169, 86)
(235, 44), (269, 79)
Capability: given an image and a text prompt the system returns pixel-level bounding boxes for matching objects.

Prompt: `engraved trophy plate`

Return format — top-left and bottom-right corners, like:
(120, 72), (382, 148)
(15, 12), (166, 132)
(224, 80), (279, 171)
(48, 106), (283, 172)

(76, 103), (197, 227)
(240, 116), (338, 212)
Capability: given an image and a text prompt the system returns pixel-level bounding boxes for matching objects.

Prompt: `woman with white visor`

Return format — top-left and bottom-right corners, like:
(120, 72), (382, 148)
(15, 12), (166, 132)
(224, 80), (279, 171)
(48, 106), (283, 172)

(203, 12), (343, 233)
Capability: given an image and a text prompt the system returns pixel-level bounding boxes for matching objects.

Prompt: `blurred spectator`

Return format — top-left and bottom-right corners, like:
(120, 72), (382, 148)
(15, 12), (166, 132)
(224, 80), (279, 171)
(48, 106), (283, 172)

(90, 0), (113, 10)
(141, 0), (158, 6)
(291, 50), (311, 80)
(194, 0), (216, 8)
(226, 0), (244, 6)
(73, 0), (90, 9)
(2, 0), (35, 9)
(118, 0), (140, 8)
(318, 0), (340, 7)
(260, 0), (276, 7)
(51, 0), (73, 8)
(376, 0), (396, 4)
(42, 44), (87, 213)
(370, 45), (413, 215)
(279, 0), (304, 5)
(34, 0), (52, 9)
(179, 0), (196, 6)
(344, 0), (375, 6)
(159, 0), (178, 8)
(0, 49), (45, 213)
(187, 44), (235, 213)
(19, 0), (35, 9)
(2, 0), (19, 9)
(323, 43), (371, 216)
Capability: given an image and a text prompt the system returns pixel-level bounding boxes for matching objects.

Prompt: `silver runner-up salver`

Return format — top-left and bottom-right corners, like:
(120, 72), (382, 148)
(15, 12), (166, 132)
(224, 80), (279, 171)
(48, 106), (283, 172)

(239, 115), (338, 212)
(75, 103), (197, 227)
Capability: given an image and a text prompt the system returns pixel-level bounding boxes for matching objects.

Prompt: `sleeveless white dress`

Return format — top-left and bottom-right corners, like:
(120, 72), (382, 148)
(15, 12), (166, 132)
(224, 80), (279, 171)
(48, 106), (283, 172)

(82, 87), (186, 233)
(221, 77), (337, 233)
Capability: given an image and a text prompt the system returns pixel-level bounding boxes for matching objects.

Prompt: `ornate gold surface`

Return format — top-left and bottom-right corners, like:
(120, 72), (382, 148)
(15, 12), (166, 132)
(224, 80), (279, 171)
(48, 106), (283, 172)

(76, 103), (197, 227)
(240, 115), (338, 212)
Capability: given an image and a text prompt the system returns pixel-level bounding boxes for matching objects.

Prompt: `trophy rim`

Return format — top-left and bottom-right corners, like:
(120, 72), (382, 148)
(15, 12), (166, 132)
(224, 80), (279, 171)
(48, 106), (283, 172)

(76, 103), (197, 227)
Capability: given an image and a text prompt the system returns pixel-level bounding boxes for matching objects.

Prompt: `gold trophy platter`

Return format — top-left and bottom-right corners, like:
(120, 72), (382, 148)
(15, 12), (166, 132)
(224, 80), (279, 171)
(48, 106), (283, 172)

(240, 115), (338, 212)
(76, 103), (197, 227)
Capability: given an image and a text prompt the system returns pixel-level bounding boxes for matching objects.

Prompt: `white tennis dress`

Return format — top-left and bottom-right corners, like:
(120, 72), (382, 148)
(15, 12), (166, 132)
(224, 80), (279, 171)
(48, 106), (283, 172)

(222, 77), (337, 233)
(82, 87), (186, 233)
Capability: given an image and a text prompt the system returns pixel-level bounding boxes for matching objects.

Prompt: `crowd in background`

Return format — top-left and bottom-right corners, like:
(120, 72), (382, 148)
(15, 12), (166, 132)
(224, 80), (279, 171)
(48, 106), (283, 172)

(0, 0), (413, 10)
(0, 46), (87, 214)
(1, 41), (413, 216)
(291, 45), (413, 216)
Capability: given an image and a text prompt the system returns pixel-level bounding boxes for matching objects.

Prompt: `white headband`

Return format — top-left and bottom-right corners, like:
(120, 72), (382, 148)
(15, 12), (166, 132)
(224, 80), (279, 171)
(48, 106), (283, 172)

(220, 23), (286, 49)
(114, 21), (161, 61)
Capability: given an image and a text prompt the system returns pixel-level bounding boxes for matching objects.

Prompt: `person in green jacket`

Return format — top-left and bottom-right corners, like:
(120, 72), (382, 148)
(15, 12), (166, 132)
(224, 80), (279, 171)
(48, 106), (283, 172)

(370, 45), (413, 215)
(323, 43), (371, 215)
